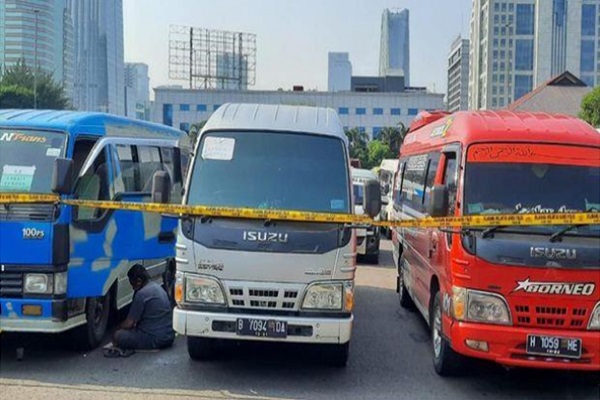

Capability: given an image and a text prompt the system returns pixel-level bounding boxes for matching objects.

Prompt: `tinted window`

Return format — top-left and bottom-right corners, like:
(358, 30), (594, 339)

(114, 144), (138, 192)
(353, 183), (364, 205)
(443, 154), (458, 216)
(138, 146), (163, 192)
(423, 153), (441, 211)
(515, 39), (534, 71)
(516, 4), (535, 35)
(188, 131), (349, 213)
(401, 154), (428, 212)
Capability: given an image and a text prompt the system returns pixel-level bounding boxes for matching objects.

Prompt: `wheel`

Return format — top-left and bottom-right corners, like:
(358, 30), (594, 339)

(431, 292), (462, 376)
(325, 342), (350, 367)
(187, 337), (221, 361)
(398, 260), (415, 309)
(72, 293), (111, 350)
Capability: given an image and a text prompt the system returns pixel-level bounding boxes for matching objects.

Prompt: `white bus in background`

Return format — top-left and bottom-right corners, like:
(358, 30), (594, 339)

(173, 104), (381, 367)
(378, 159), (399, 238)
(352, 168), (381, 263)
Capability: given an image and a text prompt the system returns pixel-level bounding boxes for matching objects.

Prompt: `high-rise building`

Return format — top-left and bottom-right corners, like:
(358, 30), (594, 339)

(379, 8), (410, 86)
(328, 52), (352, 92)
(72, 0), (125, 115)
(469, 0), (600, 110)
(0, 0), (74, 99)
(124, 62), (150, 120)
(447, 37), (470, 112)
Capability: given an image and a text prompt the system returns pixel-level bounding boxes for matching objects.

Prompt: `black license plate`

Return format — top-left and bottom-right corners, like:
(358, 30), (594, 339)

(236, 318), (287, 338)
(526, 335), (582, 359)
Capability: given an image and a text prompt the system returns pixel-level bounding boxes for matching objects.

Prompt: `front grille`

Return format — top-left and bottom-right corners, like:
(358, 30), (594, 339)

(513, 302), (589, 330)
(226, 283), (302, 311)
(0, 204), (55, 222)
(0, 271), (24, 298)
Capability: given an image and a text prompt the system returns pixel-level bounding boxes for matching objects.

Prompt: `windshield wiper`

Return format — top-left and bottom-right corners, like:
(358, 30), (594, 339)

(481, 209), (524, 239)
(549, 207), (598, 242)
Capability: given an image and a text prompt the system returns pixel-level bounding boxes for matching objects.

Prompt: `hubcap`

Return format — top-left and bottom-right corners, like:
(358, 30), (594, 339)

(433, 305), (442, 358)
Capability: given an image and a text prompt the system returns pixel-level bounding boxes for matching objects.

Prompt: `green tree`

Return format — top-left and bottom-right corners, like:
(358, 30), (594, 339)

(366, 140), (394, 170)
(580, 86), (600, 128)
(379, 122), (408, 156)
(0, 60), (70, 110)
(345, 127), (369, 167)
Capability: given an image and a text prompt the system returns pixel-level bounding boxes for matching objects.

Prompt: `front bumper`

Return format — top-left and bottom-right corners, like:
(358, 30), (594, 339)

(173, 307), (353, 344)
(0, 298), (85, 333)
(451, 321), (600, 371)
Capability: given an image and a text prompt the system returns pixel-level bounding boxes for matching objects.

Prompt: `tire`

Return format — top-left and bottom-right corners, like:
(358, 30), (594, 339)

(72, 293), (111, 350)
(431, 292), (462, 376)
(187, 337), (221, 361)
(398, 260), (415, 309)
(325, 342), (350, 367)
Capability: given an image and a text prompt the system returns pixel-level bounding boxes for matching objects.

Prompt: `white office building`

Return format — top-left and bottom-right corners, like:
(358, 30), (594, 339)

(0, 0), (74, 98)
(72, 0), (125, 115)
(152, 88), (444, 140)
(124, 62), (150, 120)
(379, 8), (410, 86)
(469, 0), (600, 110)
(328, 52), (352, 92)
(447, 37), (470, 112)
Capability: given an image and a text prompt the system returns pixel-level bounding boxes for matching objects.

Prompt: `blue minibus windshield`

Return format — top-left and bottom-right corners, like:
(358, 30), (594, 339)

(0, 129), (66, 193)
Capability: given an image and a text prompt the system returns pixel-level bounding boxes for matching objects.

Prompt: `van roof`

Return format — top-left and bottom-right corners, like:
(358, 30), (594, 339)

(202, 103), (346, 141)
(0, 109), (183, 138)
(351, 168), (378, 181)
(401, 110), (600, 155)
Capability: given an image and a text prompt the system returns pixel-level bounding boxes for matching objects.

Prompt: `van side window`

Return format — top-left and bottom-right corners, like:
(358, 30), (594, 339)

(72, 138), (98, 181)
(394, 162), (405, 208)
(401, 155), (428, 213)
(74, 148), (111, 220)
(443, 153), (458, 216)
(423, 153), (441, 209)
(160, 147), (183, 203)
(114, 144), (139, 193)
(137, 146), (163, 192)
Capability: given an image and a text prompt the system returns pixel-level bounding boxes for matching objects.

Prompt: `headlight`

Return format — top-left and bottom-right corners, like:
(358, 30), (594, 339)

(452, 286), (511, 325)
(24, 274), (53, 294)
(302, 282), (343, 310)
(589, 302), (600, 330)
(54, 272), (67, 295)
(185, 275), (225, 304)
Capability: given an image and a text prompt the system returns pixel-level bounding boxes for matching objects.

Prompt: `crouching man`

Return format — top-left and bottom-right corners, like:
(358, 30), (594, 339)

(113, 264), (175, 350)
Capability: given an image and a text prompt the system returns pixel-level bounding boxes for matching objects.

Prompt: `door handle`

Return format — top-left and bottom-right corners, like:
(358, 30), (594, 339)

(158, 231), (176, 244)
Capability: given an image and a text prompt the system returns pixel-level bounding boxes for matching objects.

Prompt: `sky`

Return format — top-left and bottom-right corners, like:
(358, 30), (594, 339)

(123, 0), (472, 96)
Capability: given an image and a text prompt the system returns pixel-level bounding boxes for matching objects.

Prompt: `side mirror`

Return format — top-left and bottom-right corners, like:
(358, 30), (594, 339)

(51, 158), (74, 195)
(382, 183), (390, 195)
(427, 184), (448, 217)
(363, 179), (382, 218)
(151, 171), (172, 204)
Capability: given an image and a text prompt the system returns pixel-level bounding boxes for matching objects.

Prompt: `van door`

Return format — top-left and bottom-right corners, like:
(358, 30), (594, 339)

(69, 138), (179, 303)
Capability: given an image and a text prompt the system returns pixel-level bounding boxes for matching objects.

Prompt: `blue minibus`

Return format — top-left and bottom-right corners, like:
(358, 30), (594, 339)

(0, 110), (189, 348)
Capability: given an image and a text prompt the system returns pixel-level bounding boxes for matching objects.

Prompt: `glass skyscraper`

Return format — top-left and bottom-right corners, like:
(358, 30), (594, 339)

(0, 0), (74, 99)
(71, 0), (124, 115)
(469, 0), (600, 110)
(379, 8), (410, 86)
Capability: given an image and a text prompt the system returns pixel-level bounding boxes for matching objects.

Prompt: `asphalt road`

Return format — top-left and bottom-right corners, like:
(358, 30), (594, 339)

(1, 240), (599, 399)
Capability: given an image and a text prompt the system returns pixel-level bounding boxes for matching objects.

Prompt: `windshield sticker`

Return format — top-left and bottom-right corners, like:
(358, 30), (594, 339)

(467, 203), (484, 214)
(46, 148), (61, 157)
(331, 199), (345, 210)
(406, 154), (428, 171)
(468, 144), (600, 167)
(0, 165), (36, 192)
(202, 137), (235, 161)
(0, 132), (47, 143)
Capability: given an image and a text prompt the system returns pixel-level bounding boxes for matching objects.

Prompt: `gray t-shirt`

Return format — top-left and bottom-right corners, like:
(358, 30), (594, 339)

(128, 282), (174, 344)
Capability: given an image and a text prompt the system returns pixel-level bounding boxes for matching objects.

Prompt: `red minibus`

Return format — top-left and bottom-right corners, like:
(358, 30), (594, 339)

(391, 110), (600, 375)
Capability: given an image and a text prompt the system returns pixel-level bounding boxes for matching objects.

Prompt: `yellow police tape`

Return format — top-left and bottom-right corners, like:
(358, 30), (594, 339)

(1, 193), (600, 228)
